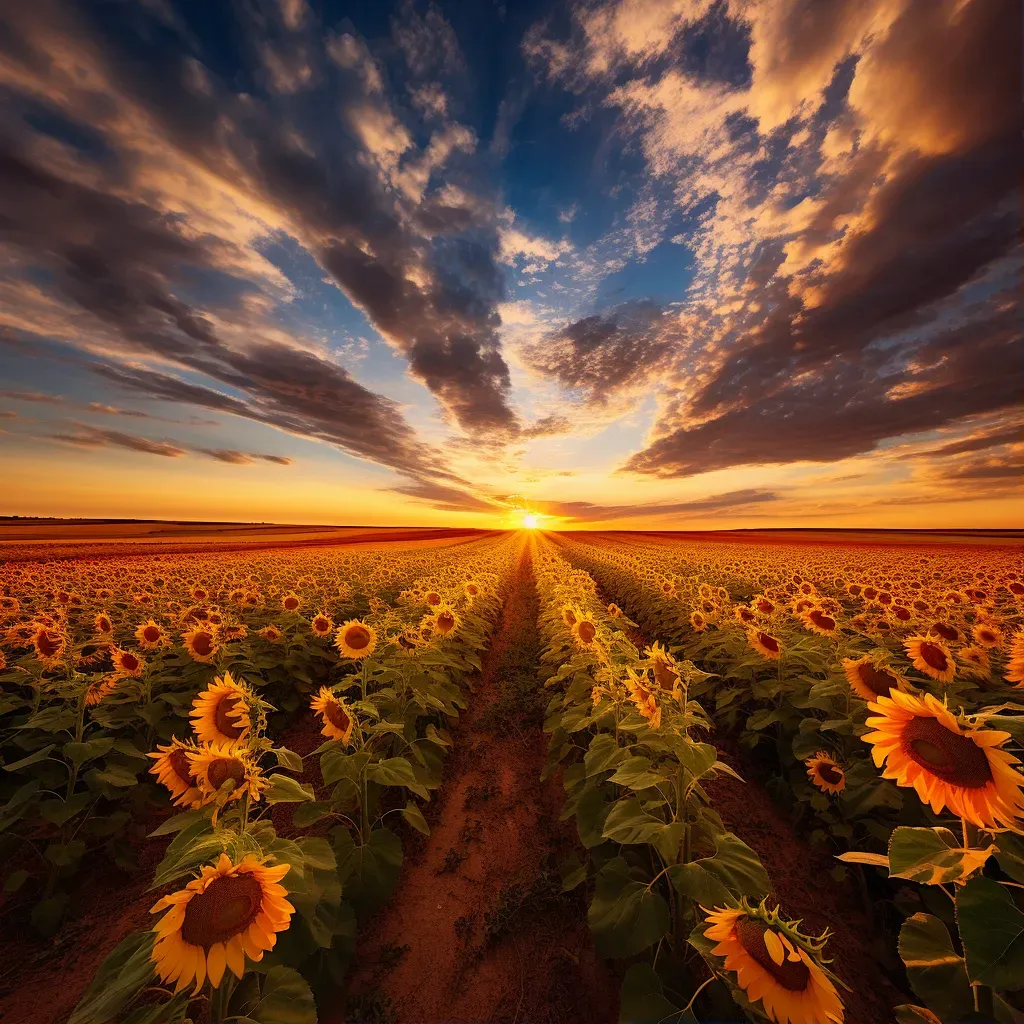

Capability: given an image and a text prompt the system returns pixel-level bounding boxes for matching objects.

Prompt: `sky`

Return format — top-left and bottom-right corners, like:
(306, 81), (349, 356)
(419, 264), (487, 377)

(0, 0), (1020, 530)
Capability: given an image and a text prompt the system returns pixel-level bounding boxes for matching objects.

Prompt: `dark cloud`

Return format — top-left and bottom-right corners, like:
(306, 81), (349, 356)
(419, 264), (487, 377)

(48, 424), (186, 457)
(522, 300), (676, 406)
(195, 448), (294, 466)
(531, 488), (778, 522)
(388, 480), (503, 514)
(901, 424), (1023, 460)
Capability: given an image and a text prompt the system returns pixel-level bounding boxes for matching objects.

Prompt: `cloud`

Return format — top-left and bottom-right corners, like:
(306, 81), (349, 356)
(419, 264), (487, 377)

(48, 425), (186, 458)
(195, 448), (295, 466)
(530, 487), (778, 522)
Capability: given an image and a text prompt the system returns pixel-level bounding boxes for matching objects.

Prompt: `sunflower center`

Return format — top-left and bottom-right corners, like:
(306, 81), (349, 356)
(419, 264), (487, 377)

(818, 763), (843, 785)
(192, 631), (214, 657)
(901, 717), (992, 788)
(344, 626), (371, 650)
(932, 623), (958, 642)
(436, 613), (456, 634)
(577, 621), (597, 644)
(169, 748), (195, 786)
(207, 757), (246, 791)
(215, 695), (246, 739)
(758, 632), (779, 653)
(919, 642), (949, 672)
(180, 873), (263, 950)
(37, 631), (61, 657)
(325, 700), (351, 732)
(810, 611), (836, 631)
(284, 597), (299, 610)
(857, 663), (898, 698)
(734, 918), (810, 992)
(653, 660), (678, 691)
(144, 626), (159, 642)
(121, 653), (139, 672)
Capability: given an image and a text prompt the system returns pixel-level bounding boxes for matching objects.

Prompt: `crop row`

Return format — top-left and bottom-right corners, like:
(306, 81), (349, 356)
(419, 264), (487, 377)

(548, 533), (1024, 1024)
(0, 532), (522, 1024)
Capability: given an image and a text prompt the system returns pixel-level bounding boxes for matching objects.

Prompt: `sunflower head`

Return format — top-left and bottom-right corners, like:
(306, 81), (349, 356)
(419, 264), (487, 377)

(806, 752), (846, 795)
(182, 624), (221, 664)
(111, 647), (145, 679)
(571, 614), (599, 649)
(149, 737), (203, 807)
(189, 672), (253, 745)
(430, 603), (460, 637)
(841, 655), (904, 701)
(334, 619), (377, 660)
(310, 613), (333, 637)
(863, 690), (1024, 828)
(32, 625), (66, 665)
(188, 741), (266, 806)
(135, 619), (168, 650)
(310, 686), (356, 744)
(748, 629), (782, 661)
(561, 605), (578, 628)
(85, 674), (119, 706)
(257, 624), (283, 643)
(703, 900), (843, 1024)
(904, 634), (956, 684)
(94, 612), (113, 635)
(281, 592), (301, 612)
(607, 603), (622, 618)
(802, 608), (838, 636)
(150, 853), (293, 995)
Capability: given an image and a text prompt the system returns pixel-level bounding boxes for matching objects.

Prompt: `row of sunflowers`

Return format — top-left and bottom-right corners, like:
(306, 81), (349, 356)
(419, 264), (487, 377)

(548, 532), (1024, 1024)
(0, 532), (521, 1024)
(532, 535), (848, 1024)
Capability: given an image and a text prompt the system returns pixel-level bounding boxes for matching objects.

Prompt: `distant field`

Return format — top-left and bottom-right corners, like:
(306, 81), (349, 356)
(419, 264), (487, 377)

(0, 519), (490, 562)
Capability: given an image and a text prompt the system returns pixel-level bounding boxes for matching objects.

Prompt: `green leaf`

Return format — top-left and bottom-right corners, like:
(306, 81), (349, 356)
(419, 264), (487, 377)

(559, 853), (588, 892)
(584, 733), (626, 777)
(39, 791), (91, 826)
(588, 856), (670, 958)
(148, 806), (212, 838)
(893, 1007), (943, 1024)
(601, 796), (665, 845)
(607, 756), (667, 791)
(888, 826), (994, 886)
(45, 839), (87, 866)
(898, 913), (973, 1021)
(3, 743), (57, 772)
(574, 783), (612, 849)
(4, 869), (30, 893)
(956, 875), (1024, 991)
(334, 826), (403, 920)
(401, 801), (430, 836)
(671, 831), (770, 907)
(64, 737), (115, 766)
(68, 930), (156, 1024)
(273, 746), (304, 772)
(92, 764), (140, 788)
(31, 892), (68, 936)
(230, 965), (317, 1024)
(291, 801), (332, 827)
(836, 851), (890, 869)
(265, 773), (316, 805)
(618, 963), (691, 1024)
(994, 832), (1024, 884)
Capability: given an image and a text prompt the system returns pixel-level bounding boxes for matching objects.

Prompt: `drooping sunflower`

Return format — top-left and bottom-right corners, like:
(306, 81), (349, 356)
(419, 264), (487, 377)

(94, 612), (113, 635)
(149, 737), (204, 807)
(430, 603), (461, 637)
(310, 613), (333, 638)
(310, 686), (355, 744)
(135, 619), (169, 650)
(971, 622), (1003, 649)
(32, 625), (66, 665)
(749, 629), (783, 661)
(188, 742), (266, 805)
(646, 641), (680, 691)
(904, 634), (956, 684)
(334, 619), (377, 660)
(703, 903), (844, 1024)
(85, 674), (119, 707)
(624, 667), (661, 729)
(150, 853), (293, 994)
(957, 645), (991, 681)
(571, 613), (599, 649)
(190, 672), (252, 744)
(111, 647), (145, 679)
(841, 656), (904, 701)
(801, 608), (838, 637)
(182, 625), (221, 664)
(862, 690), (1024, 828)
(257, 624), (283, 643)
(806, 752), (846, 795)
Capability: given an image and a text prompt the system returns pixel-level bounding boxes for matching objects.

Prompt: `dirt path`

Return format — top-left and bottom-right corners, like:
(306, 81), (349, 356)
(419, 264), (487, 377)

(340, 540), (619, 1024)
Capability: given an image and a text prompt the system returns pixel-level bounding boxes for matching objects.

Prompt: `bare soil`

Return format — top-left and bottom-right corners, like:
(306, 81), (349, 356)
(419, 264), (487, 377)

(334, 542), (619, 1024)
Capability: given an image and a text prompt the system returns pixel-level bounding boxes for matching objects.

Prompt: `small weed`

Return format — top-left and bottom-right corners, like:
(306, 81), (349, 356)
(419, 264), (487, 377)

(438, 847), (465, 874)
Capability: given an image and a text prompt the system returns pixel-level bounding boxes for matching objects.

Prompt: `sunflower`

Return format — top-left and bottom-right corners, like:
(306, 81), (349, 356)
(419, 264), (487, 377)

(571, 614), (599, 649)
(310, 613), (333, 638)
(646, 641), (680, 691)
(334, 619), (377, 659)
(310, 686), (355, 744)
(281, 592), (301, 612)
(735, 605), (757, 626)
(802, 608), (838, 636)
(85, 674), (119, 706)
(149, 737), (204, 808)
(111, 647), (145, 679)
(1005, 628), (1024, 685)
(561, 605), (578, 628)
(430, 603), (461, 637)
(904, 634), (956, 684)
(862, 690), (1024, 828)
(188, 742), (266, 805)
(135, 619), (169, 650)
(464, 581), (482, 599)
(190, 673), (252, 745)
(806, 752), (846, 795)
(257, 624), (283, 643)
(424, 591), (443, 607)
(971, 623), (1003, 648)
(958, 646), (991, 681)
(182, 625), (221, 664)
(749, 630), (783, 661)
(690, 610), (708, 631)
(607, 603), (622, 618)
(703, 903), (844, 1024)
(32, 626), (66, 665)
(841, 656), (904, 701)
(94, 612), (113, 635)
(150, 853), (293, 994)
(624, 667), (661, 729)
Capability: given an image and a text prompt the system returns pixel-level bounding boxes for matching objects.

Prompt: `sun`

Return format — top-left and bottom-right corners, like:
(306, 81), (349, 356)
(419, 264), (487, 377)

(522, 513), (539, 529)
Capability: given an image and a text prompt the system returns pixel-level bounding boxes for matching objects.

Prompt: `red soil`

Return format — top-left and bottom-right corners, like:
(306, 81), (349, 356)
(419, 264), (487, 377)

(333, 545), (619, 1024)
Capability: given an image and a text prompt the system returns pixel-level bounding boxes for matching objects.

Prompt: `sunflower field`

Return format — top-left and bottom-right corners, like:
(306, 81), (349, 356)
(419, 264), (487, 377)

(1, 528), (1023, 1024)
